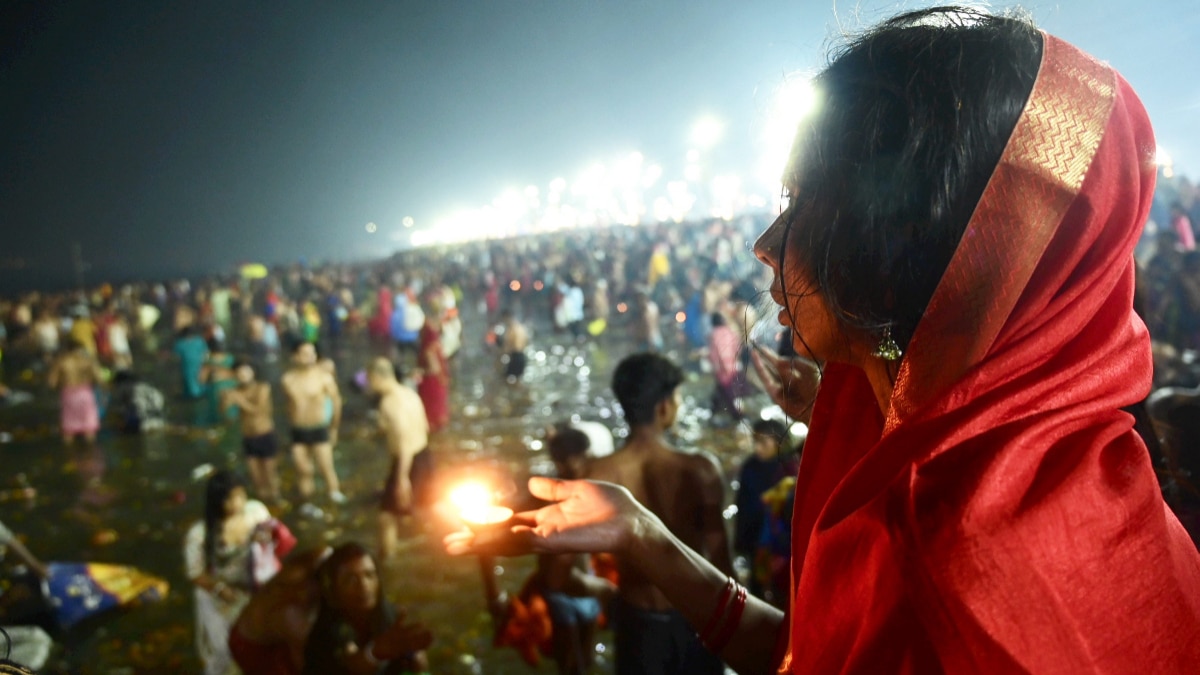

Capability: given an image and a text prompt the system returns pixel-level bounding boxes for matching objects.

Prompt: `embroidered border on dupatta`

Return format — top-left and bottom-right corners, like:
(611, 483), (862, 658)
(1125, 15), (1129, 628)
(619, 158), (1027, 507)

(885, 33), (1117, 433)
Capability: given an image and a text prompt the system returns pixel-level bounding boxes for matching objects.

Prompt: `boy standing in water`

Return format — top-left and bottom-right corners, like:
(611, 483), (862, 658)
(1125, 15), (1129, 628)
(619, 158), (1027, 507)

(281, 341), (344, 511)
(223, 360), (281, 502)
(48, 339), (105, 446)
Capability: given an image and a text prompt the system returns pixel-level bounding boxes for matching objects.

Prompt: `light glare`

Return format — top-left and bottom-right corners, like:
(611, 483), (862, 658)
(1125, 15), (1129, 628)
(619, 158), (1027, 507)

(692, 117), (724, 149)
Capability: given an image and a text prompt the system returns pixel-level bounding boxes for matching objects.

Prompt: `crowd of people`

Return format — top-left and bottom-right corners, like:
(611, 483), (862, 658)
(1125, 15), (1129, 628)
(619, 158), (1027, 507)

(0, 211), (802, 673)
(2, 7), (1200, 674)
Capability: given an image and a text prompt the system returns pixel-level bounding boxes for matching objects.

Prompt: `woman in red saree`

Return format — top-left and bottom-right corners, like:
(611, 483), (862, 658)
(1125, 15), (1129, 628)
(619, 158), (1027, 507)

(448, 8), (1200, 673)
(369, 283), (393, 343)
(417, 305), (450, 432)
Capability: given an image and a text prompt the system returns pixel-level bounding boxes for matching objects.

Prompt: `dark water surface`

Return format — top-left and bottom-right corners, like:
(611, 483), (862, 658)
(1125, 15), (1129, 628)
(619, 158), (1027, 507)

(0, 307), (762, 674)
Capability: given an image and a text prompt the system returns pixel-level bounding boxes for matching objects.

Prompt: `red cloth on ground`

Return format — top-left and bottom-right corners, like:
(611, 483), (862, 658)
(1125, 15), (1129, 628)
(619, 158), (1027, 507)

(778, 34), (1200, 673)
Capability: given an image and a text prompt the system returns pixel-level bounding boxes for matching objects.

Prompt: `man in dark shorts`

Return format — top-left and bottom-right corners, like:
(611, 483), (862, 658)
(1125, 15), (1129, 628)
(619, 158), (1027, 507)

(281, 341), (344, 510)
(587, 353), (731, 675)
(367, 357), (430, 559)
(222, 360), (281, 502)
(499, 310), (529, 382)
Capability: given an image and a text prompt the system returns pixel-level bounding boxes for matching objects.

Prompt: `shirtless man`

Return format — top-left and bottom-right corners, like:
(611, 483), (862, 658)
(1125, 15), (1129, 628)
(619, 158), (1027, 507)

(281, 341), (345, 508)
(500, 310), (529, 383)
(367, 358), (429, 559)
(48, 339), (105, 445)
(223, 361), (281, 501)
(587, 352), (730, 675)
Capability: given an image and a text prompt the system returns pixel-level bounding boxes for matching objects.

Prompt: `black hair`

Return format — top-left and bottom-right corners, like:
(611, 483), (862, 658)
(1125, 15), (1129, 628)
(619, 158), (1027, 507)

(778, 7), (1042, 355)
(711, 312), (727, 328)
(316, 542), (382, 613)
(290, 339), (314, 355)
(612, 352), (684, 427)
(203, 470), (246, 573)
(751, 418), (791, 453)
(113, 370), (138, 385)
(548, 427), (591, 464)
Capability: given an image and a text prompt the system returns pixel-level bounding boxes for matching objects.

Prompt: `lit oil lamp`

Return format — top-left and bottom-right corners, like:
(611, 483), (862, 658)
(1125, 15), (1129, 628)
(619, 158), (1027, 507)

(449, 482), (513, 532)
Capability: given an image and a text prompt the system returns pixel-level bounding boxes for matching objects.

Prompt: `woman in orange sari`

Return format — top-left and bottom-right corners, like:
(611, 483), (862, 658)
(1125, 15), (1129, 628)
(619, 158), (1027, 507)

(448, 7), (1200, 673)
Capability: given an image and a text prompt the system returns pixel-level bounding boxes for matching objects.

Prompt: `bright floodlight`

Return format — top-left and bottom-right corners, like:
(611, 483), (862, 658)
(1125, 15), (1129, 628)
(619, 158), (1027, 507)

(402, 216), (415, 228)
(692, 117), (724, 149)
(642, 164), (663, 189)
(365, 222), (377, 233)
(759, 75), (820, 188)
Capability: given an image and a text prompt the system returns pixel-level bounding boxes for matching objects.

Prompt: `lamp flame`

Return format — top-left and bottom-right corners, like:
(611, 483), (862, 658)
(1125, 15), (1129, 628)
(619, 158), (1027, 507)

(449, 482), (512, 526)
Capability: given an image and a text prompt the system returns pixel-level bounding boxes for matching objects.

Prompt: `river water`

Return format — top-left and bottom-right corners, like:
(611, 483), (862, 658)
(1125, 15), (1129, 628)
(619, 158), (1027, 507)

(0, 303), (764, 674)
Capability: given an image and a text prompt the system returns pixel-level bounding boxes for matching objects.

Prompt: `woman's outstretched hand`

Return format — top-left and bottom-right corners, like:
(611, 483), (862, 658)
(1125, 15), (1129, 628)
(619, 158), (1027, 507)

(444, 477), (658, 559)
(751, 344), (820, 424)
(371, 608), (433, 660)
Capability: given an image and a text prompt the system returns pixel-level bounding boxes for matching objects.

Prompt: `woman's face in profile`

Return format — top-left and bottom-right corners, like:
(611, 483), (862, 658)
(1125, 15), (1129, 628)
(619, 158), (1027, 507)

(754, 205), (842, 363)
(334, 555), (379, 614)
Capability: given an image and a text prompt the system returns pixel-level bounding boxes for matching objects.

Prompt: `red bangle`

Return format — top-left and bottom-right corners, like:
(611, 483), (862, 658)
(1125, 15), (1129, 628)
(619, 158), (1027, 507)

(707, 583), (747, 654)
(698, 577), (735, 644)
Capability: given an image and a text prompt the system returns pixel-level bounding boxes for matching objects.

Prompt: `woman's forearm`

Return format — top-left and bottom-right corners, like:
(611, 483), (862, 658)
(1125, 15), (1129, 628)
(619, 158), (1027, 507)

(7, 538), (48, 579)
(627, 517), (784, 675)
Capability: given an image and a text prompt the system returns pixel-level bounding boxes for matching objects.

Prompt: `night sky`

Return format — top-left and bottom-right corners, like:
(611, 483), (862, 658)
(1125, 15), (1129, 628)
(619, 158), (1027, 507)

(2, 1), (1196, 291)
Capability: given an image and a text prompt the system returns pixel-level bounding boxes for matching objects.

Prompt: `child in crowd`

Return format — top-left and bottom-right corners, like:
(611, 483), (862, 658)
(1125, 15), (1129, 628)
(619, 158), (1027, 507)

(733, 419), (799, 604)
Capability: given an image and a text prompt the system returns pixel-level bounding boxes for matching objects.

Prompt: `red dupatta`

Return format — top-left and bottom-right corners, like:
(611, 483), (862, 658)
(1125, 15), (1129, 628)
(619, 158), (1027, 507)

(780, 34), (1200, 673)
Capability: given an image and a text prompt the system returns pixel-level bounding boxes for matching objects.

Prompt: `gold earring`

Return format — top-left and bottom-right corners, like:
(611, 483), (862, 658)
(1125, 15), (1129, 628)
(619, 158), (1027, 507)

(872, 325), (902, 361)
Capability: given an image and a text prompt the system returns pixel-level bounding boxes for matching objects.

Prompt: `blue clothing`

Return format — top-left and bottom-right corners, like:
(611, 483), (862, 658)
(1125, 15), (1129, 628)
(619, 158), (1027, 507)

(390, 295), (419, 344)
(544, 591), (600, 628)
(683, 293), (710, 348)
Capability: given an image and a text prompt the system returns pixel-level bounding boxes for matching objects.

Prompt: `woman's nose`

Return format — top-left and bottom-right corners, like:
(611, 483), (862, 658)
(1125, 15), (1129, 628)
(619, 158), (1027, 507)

(754, 211), (789, 268)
